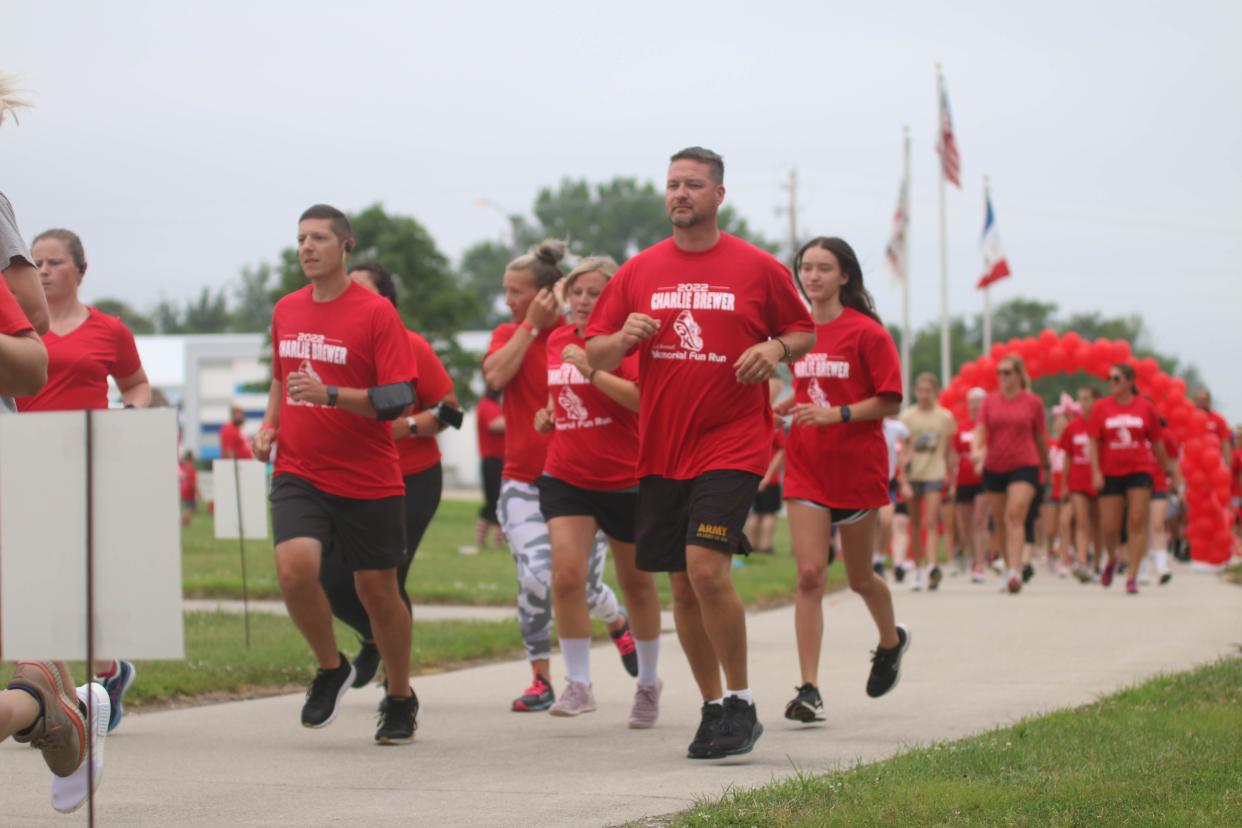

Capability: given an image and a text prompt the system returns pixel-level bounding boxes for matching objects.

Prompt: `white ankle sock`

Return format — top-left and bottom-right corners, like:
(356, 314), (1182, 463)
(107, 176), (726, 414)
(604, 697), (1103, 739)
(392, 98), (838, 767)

(726, 688), (753, 705)
(1154, 549), (1170, 573)
(708, 697), (724, 706)
(635, 637), (660, 687)
(560, 638), (591, 685)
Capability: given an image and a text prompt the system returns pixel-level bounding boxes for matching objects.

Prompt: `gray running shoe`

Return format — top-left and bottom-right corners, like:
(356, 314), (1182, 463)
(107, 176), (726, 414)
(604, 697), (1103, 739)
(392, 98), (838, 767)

(628, 680), (663, 729)
(549, 680), (596, 717)
(8, 661), (86, 777)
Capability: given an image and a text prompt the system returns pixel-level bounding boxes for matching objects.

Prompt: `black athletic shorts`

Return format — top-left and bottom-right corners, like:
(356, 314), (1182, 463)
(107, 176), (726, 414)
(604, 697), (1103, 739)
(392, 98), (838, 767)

(955, 484), (983, 504)
(271, 473), (406, 571)
(635, 470), (759, 572)
(1101, 473), (1153, 497)
(788, 497), (871, 526)
(536, 474), (637, 543)
(983, 465), (1040, 493)
(752, 483), (783, 515)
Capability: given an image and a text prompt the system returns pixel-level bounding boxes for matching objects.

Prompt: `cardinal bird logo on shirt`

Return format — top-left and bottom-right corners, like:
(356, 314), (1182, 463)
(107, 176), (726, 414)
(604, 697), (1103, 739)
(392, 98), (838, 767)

(287, 359), (325, 407)
(1117, 426), (1132, 445)
(673, 310), (704, 353)
(808, 378), (829, 408)
(558, 385), (589, 422)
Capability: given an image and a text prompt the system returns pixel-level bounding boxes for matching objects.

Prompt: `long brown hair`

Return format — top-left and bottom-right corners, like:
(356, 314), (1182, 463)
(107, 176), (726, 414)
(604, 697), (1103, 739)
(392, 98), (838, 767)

(793, 236), (881, 324)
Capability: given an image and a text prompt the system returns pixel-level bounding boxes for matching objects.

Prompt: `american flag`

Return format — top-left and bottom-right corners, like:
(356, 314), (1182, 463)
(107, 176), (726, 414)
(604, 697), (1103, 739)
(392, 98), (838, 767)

(937, 73), (962, 188)
(885, 174), (909, 282)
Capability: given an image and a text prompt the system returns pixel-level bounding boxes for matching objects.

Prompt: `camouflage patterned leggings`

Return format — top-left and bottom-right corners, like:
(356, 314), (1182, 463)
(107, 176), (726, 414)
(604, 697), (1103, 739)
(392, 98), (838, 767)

(498, 480), (622, 661)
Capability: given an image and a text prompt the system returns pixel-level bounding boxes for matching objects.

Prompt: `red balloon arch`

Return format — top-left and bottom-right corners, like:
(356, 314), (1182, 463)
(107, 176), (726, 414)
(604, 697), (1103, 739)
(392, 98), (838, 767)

(938, 329), (1234, 569)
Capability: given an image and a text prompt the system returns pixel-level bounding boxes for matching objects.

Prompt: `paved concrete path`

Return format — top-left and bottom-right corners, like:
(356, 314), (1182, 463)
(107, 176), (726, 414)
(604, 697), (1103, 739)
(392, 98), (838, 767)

(5, 564), (1240, 827)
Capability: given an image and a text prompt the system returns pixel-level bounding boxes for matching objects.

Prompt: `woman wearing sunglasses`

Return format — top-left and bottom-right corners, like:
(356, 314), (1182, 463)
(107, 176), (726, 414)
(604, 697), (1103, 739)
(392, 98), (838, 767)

(972, 354), (1049, 594)
(1088, 363), (1172, 595)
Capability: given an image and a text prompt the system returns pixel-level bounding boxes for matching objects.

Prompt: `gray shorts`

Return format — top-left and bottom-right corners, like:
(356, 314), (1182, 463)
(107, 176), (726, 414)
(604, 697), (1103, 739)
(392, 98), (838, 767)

(909, 480), (945, 496)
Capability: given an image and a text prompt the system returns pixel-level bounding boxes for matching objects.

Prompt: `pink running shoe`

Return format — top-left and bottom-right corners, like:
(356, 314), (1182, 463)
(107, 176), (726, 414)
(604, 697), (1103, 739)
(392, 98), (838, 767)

(511, 675), (554, 712)
(1007, 575), (1022, 594)
(1100, 559), (1116, 588)
(610, 623), (638, 678)
(1126, 578), (1139, 595)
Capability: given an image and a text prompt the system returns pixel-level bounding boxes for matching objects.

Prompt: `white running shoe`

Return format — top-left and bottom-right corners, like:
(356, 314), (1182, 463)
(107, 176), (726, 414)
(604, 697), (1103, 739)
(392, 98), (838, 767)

(549, 680), (596, 717)
(51, 683), (110, 814)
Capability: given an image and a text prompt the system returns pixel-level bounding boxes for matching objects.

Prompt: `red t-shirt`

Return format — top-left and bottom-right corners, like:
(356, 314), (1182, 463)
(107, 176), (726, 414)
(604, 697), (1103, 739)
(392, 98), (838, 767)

(0, 280), (33, 337)
(1204, 410), (1233, 448)
(1088, 395), (1162, 478)
(585, 233), (813, 479)
(1058, 416), (1096, 495)
(1049, 444), (1066, 499)
(1231, 451), (1242, 499)
(271, 282), (417, 499)
(979, 390), (1047, 473)
(487, 318), (566, 484)
(1148, 435), (1178, 493)
(218, 422), (254, 460)
(476, 396), (505, 459)
(954, 419), (982, 487)
(396, 330), (454, 477)
(179, 460), (198, 501)
(17, 307), (142, 412)
(769, 421), (787, 483)
(783, 308), (904, 509)
(543, 326), (640, 491)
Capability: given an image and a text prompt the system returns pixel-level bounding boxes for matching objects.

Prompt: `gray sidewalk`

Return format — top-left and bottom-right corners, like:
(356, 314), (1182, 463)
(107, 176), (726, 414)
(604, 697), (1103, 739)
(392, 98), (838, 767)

(5, 564), (1240, 827)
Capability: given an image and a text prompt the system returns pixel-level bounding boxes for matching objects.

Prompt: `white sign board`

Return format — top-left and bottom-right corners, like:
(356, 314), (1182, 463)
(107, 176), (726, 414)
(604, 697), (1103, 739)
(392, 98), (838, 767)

(0, 409), (184, 660)
(212, 460), (269, 540)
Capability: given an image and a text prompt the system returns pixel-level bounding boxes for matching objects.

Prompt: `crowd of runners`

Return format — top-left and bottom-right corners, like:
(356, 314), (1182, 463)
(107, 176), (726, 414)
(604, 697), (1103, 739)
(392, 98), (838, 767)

(2, 77), (1239, 815)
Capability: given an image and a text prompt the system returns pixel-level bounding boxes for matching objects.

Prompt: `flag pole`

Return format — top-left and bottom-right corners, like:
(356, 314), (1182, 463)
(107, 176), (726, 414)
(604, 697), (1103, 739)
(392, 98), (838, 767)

(901, 125), (912, 404)
(982, 175), (993, 354)
(937, 64), (951, 386)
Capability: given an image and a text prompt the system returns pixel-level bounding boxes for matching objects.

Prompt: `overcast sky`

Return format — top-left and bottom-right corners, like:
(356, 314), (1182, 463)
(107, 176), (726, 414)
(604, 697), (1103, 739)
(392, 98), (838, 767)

(4, 1), (1240, 417)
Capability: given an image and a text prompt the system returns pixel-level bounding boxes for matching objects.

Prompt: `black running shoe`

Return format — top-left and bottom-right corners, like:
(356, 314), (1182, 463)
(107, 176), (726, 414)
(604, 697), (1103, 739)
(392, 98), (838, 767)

(700, 697), (763, 759)
(872, 560), (886, 577)
(894, 565), (906, 583)
(301, 654), (355, 728)
(686, 702), (726, 759)
(928, 566), (943, 591)
(610, 622), (639, 678)
(375, 689), (419, 745)
(1159, 572), (1173, 586)
(783, 683), (824, 723)
(866, 624), (911, 699)
(351, 640), (381, 688)
(1021, 563), (1035, 583)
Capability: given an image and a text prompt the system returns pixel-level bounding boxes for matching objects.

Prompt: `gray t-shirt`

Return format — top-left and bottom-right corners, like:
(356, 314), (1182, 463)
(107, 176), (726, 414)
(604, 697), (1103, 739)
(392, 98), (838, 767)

(0, 191), (32, 413)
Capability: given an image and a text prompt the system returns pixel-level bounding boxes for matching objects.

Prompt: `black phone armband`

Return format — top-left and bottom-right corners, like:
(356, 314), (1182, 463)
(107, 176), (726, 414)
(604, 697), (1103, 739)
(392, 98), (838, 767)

(432, 402), (464, 430)
(368, 382), (417, 421)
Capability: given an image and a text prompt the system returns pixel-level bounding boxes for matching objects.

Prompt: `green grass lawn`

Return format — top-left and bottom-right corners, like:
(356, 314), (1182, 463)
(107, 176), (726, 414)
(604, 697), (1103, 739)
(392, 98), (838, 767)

(652, 657), (1242, 827)
(182, 499), (837, 607)
(1, 612), (525, 709)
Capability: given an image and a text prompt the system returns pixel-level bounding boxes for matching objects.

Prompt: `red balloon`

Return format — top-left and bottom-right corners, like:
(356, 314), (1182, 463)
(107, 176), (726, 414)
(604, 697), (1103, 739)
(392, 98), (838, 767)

(1020, 338), (1040, 361)
(1111, 340), (1132, 363)
(1038, 329), (1059, 349)
(1028, 355), (1045, 378)
(1092, 339), (1113, 363)
(989, 343), (1008, 361)
(1137, 357), (1159, 382)
(1170, 377), (1187, 398)
(1191, 410), (1208, 432)
(1151, 373), (1171, 396)
(960, 361), (980, 386)
(1046, 345), (1068, 373)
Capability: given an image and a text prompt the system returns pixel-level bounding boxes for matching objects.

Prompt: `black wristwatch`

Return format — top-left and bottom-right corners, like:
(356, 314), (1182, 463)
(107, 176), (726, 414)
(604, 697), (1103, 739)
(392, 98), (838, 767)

(839, 404), (852, 423)
(326, 385), (339, 408)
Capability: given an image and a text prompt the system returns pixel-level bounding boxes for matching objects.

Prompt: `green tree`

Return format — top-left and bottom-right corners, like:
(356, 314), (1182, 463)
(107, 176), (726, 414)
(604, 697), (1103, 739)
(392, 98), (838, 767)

(459, 239), (515, 329)
(268, 203), (483, 404)
(181, 287), (231, 333)
(92, 298), (155, 334)
(230, 262), (274, 333)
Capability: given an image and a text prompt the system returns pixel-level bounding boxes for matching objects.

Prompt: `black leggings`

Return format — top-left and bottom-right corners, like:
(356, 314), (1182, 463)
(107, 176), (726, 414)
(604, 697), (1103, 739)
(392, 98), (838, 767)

(319, 463), (443, 640)
(479, 456), (502, 523)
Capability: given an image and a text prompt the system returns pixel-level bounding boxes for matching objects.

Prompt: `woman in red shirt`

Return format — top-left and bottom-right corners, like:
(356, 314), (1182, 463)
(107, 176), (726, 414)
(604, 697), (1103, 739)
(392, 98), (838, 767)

(1144, 426), (1179, 585)
(1059, 386), (1100, 581)
(18, 229), (150, 412)
(954, 388), (990, 582)
(1089, 363), (1172, 594)
(317, 262), (462, 688)
(18, 228), (147, 733)
(481, 241), (629, 713)
(973, 354), (1049, 594)
(779, 237), (908, 724)
(532, 256), (661, 725)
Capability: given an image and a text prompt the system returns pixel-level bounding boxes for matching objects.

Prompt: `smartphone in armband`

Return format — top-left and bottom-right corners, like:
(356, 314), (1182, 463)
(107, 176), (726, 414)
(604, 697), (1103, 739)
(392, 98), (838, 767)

(433, 402), (464, 429)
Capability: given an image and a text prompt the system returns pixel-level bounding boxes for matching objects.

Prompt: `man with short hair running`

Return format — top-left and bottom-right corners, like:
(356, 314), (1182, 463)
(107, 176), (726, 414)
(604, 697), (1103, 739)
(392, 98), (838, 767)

(587, 146), (814, 760)
(254, 204), (420, 744)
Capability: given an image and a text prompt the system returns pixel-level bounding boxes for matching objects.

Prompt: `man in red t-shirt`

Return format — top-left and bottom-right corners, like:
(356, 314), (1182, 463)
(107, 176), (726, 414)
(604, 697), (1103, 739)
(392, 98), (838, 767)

(586, 147), (815, 760)
(218, 404), (253, 459)
(253, 205), (419, 744)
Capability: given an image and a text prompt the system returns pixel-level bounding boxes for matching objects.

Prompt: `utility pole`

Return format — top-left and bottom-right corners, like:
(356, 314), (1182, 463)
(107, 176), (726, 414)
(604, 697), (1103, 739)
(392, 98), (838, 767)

(777, 168), (800, 266)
